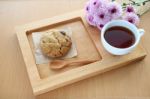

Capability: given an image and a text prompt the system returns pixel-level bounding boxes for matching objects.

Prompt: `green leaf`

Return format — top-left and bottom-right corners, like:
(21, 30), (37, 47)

(122, 3), (126, 6)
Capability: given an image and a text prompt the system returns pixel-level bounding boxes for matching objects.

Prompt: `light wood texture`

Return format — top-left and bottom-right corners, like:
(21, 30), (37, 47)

(50, 59), (99, 69)
(16, 9), (146, 96)
(0, 0), (150, 99)
(26, 16), (101, 78)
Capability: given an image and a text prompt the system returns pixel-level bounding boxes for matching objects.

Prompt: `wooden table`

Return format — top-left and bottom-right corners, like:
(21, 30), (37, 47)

(0, 0), (150, 99)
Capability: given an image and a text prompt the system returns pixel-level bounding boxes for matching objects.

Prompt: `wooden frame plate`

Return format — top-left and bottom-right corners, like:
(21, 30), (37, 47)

(28, 16), (101, 79)
(16, 10), (146, 96)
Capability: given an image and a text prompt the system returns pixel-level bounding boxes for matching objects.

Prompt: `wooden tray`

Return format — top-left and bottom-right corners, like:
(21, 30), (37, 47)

(16, 10), (146, 96)
(28, 17), (101, 78)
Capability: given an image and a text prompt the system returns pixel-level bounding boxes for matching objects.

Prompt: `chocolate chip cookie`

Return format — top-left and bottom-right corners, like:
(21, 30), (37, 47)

(40, 29), (72, 58)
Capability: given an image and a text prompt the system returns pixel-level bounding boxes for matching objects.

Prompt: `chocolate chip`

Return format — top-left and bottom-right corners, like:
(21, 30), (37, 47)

(60, 31), (66, 36)
(42, 40), (46, 43)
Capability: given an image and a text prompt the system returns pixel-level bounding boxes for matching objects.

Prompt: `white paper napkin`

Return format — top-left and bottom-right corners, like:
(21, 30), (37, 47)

(32, 28), (78, 64)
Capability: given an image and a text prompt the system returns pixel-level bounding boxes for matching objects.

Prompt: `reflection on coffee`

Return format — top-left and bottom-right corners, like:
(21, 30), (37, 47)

(104, 26), (135, 48)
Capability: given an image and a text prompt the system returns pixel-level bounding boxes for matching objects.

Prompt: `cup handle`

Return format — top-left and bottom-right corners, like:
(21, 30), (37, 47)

(138, 29), (145, 37)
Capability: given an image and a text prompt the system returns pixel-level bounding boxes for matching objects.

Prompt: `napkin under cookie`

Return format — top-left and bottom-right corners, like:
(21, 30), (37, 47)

(32, 29), (77, 64)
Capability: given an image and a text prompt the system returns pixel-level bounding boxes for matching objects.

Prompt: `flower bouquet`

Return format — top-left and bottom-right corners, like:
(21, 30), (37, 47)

(84, 0), (150, 30)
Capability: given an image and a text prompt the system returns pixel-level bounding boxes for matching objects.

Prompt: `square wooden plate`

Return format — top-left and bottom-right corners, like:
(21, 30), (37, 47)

(16, 10), (146, 96)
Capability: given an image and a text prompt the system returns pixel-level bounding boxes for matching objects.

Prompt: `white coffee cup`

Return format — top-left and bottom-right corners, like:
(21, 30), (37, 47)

(101, 20), (144, 55)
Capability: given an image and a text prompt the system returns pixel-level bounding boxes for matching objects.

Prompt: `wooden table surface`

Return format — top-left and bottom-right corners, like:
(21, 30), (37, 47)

(0, 0), (150, 99)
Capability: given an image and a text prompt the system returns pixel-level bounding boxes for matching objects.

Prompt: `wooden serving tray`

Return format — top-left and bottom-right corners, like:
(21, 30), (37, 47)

(16, 10), (146, 96)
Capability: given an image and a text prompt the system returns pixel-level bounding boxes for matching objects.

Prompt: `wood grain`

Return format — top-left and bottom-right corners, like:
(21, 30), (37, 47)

(16, 9), (146, 96)
(0, 0), (150, 99)
(22, 16), (101, 79)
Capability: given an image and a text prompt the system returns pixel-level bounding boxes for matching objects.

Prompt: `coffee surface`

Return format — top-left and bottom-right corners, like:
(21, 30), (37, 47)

(104, 26), (135, 48)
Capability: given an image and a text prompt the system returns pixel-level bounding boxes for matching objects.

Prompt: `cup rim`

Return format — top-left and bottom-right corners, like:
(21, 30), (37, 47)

(101, 20), (140, 50)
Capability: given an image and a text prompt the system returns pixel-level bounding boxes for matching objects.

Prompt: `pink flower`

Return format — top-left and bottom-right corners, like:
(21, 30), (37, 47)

(85, 13), (96, 26)
(125, 5), (135, 13)
(94, 8), (111, 24)
(85, 1), (90, 13)
(107, 2), (122, 19)
(90, 0), (102, 8)
(89, 0), (106, 14)
(96, 19), (108, 30)
(95, 8), (111, 30)
(123, 13), (140, 26)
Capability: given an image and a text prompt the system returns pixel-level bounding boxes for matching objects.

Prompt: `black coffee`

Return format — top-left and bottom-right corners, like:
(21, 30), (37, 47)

(104, 26), (135, 48)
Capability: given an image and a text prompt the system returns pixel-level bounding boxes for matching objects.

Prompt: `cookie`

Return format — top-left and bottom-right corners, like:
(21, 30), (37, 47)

(40, 29), (72, 58)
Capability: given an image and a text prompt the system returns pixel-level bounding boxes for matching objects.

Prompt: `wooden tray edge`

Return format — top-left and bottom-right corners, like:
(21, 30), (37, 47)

(15, 9), (147, 96)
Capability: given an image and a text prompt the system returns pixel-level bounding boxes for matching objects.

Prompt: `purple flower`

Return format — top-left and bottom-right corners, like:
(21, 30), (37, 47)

(107, 2), (122, 19)
(123, 13), (140, 26)
(96, 19), (108, 30)
(94, 8), (111, 24)
(89, 0), (105, 14)
(85, 13), (96, 26)
(85, 1), (90, 13)
(94, 8), (111, 30)
(125, 5), (135, 13)
(90, 0), (102, 8)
